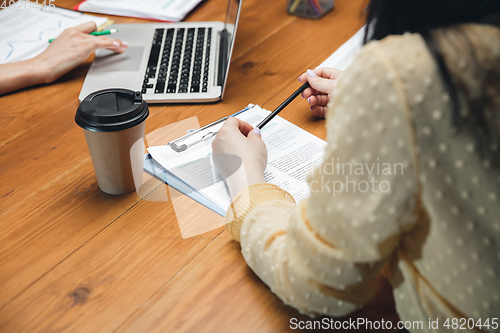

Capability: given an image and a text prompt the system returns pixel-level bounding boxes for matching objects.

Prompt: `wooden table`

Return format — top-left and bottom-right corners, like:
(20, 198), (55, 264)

(0, 0), (401, 331)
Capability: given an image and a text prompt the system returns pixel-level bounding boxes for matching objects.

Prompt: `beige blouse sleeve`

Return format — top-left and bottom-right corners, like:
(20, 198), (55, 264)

(225, 42), (421, 317)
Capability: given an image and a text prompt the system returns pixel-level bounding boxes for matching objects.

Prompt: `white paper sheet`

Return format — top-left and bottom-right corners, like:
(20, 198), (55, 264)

(317, 25), (365, 70)
(76, 0), (202, 22)
(148, 105), (327, 212)
(0, 1), (107, 64)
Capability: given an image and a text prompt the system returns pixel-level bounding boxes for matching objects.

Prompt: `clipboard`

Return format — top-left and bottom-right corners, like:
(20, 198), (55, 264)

(167, 105), (253, 153)
(143, 153), (226, 216)
(142, 104), (254, 216)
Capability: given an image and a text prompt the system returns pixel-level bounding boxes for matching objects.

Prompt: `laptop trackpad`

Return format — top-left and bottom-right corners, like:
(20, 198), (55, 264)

(92, 46), (144, 72)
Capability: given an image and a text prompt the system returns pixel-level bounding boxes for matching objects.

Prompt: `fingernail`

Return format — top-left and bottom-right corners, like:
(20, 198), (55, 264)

(113, 41), (120, 47)
(122, 41), (129, 47)
(307, 96), (312, 104)
(307, 69), (317, 78)
(310, 106), (313, 112)
(301, 92), (304, 98)
(252, 127), (261, 136)
(298, 76), (301, 82)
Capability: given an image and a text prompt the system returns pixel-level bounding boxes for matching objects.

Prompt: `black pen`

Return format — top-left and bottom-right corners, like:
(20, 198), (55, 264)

(256, 82), (310, 130)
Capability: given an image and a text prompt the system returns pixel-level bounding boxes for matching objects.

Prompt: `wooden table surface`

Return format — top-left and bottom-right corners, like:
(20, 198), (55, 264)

(0, 0), (402, 331)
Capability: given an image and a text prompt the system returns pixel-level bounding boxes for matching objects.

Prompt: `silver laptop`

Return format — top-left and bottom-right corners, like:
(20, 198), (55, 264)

(79, 0), (242, 103)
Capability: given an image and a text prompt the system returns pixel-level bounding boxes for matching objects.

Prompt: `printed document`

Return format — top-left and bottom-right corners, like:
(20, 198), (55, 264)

(148, 105), (327, 213)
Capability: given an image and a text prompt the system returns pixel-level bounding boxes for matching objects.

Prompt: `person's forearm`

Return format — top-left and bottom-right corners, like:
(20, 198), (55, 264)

(225, 166), (266, 200)
(0, 58), (47, 95)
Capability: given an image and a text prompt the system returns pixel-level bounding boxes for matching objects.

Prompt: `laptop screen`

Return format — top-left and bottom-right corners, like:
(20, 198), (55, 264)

(219, 0), (242, 97)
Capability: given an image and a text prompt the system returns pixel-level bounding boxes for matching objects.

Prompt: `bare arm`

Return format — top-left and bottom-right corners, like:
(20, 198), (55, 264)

(0, 21), (128, 95)
(0, 58), (47, 95)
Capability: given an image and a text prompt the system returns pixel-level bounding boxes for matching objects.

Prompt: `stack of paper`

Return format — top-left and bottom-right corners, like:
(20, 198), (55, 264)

(145, 105), (327, 216)
(0, 1), (107, 64)
(75, 0), (203, 22)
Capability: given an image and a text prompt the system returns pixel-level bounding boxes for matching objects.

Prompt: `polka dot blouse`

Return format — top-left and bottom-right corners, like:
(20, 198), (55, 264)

(224, 32), (500, 330)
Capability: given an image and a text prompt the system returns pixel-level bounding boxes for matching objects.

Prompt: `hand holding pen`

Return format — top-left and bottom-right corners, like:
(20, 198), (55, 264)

(0, 21), (129, 95)
(211, 67), (342, 192)
(256, 67), (342, 128)
(40, 22), (128, 83)
(298, 68), (343, 118)
(212, 80), (309, 194)
(217, 67), (343, 141)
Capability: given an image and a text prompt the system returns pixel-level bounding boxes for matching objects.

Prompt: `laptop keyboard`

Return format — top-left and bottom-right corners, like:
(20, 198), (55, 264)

(143, 27), (212, 95)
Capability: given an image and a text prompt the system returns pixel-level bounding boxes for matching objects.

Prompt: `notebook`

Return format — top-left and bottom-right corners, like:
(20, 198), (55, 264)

(74, 0), (202, 23)
(146, 105), (327, 215)
(79, 0), (242, 104)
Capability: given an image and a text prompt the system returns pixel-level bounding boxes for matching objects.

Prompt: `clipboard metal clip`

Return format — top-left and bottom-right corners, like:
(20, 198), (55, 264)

(170, 131), (217, 152)
(167, 117), (228, 153)
(166, 105), (254, 153)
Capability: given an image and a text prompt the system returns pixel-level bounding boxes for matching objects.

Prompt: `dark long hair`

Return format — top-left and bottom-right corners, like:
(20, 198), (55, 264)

(364, 0), (500, 161)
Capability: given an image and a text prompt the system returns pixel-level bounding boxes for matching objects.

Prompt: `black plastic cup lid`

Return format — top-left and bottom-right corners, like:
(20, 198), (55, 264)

(76, 89), (149, 132)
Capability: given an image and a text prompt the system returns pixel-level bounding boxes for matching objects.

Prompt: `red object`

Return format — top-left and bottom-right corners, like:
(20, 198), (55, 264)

(73, 0), (86, 10)
(311, 0), (324, 14)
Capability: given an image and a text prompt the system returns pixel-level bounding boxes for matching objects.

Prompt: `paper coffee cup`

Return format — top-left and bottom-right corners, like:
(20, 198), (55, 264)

(76, 89), (149, 195)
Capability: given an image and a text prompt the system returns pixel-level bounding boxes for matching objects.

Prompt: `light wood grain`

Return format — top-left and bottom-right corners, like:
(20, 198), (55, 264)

(116, 234), (400, 333)
(0, 0), (400, 331)
(0, 182), (223, 332)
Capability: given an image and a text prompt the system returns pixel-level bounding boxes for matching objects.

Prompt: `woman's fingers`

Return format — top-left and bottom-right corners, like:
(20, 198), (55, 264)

(71, 21), (98, 34)
(307, 94), (329, 107)
(301, 87), (317, 99)
(306, 72), (337, 95)
(105, 39), (128, 53)
(310, 105), (327, 118)
(59, 26), (128, 54)
(298, 68), (338, 96)
(82, 36), (128, 53)
(298, 67), (341, 118)
(301, 86), (330, 100)
(33, 23), (130, 84)
(298, 67), (342, 82)
(221, 117), (254, 137)
(314, 67), (343, 79)
(236, 118), (254, 136)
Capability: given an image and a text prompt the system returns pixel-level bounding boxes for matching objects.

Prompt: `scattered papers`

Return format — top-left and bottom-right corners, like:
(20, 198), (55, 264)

(0, 1), (107, 64)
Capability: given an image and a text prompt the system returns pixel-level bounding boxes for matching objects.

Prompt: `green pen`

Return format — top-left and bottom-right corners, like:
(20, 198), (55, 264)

(48, 29), (118, 43)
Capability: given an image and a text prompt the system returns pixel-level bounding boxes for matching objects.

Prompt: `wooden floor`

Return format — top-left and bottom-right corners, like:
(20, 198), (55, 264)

(0, 0), (402, 331)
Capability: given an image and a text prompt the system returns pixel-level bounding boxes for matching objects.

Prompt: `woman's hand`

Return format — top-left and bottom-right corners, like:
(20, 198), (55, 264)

(0, 21), (129, 95)
(212, 118), (267, 197)
(36, 21), (128, 83)
(298, 68), (343, 118)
